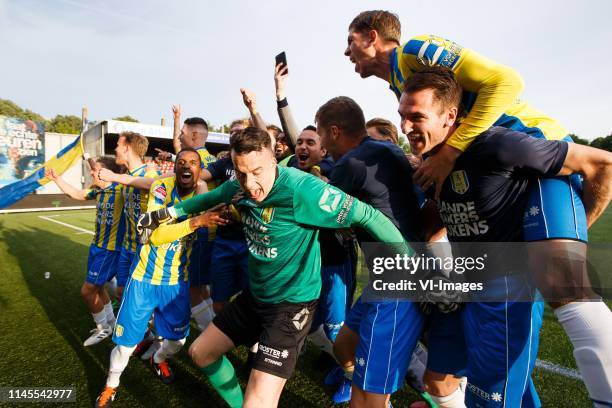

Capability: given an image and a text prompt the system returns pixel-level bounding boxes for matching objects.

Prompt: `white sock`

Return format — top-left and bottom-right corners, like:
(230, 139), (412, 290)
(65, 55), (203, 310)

(430, 385), (466, 408)
(308, 324), (336, 360)
(205, 297), (215, 320)
(104, 302), (115, 326)
(459, 376), (467, 392)
(153, 338), (186, 364)
(191, 301), (213, 331)
(92, 309), (107, 327)
(106, 345), (136, 388)
(106, 277), (117, 298)
(406, 342), (428, 392)
(555, 301), (612, 405)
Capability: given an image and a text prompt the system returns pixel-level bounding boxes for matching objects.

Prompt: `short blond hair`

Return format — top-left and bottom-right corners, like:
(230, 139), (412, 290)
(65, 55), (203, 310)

(119, 131), (149, 160)
(366, 117), (399, 144)
(229, 118), (252, 132)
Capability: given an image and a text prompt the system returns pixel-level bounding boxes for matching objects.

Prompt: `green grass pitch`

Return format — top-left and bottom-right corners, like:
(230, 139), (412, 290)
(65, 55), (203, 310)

(1, 207), (609, 407)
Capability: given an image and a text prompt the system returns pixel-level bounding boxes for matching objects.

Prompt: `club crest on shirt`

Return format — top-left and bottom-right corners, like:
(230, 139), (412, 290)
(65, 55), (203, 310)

(450, 170), (469, 195)
(319, 187), (342, 213)
(260, 206), (275, 223)
(153, 185), (167, 201)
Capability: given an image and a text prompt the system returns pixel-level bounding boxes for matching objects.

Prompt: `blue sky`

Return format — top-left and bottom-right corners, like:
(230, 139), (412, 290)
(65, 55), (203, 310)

(1, 0), (611, 139)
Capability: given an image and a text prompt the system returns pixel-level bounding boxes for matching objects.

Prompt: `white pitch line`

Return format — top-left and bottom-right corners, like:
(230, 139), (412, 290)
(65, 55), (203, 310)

(536, 359), (582, 381)
(38, 216), (94, 235)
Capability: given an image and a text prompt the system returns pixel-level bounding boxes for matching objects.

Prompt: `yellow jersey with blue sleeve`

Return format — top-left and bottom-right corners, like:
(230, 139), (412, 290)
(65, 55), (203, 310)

(389, 35), (568, 151)
(196, 147), (218, 190)
(85, 182), (126, 251)
(131, 176), (196, 285)
(197, 147), (217, 169)
(121, 164), (160, 252)
(196, 146), (218, 241)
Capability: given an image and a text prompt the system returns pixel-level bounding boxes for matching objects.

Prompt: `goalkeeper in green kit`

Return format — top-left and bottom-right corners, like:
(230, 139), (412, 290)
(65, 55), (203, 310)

(137, 127), (409, 407)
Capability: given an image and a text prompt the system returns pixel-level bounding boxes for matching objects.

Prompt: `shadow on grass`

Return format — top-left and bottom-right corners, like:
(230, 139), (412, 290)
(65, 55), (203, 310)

(3, 226), (113, 404)
(2, 224), (325, 407)
(2, 226), (178, 407)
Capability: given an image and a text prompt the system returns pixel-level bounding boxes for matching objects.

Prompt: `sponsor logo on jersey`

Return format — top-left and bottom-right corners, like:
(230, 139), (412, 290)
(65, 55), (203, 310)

(439, 200), (489, 237)
(153, 185), (167, 201)
(260, 206), (274, 223)
(319, 187), (342, 213)
(450, 170), (469, 194)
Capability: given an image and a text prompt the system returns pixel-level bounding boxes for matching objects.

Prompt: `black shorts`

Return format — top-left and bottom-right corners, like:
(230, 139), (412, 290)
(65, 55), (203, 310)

(213, 291), (317, 379)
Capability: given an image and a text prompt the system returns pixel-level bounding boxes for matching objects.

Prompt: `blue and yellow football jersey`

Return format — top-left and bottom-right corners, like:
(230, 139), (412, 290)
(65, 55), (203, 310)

(196, 146), (218, 241)
(389, 35), (568, 151)
(86, 183), (126, 251)
(121, 164), (160, 252)
(131, 176), (196, 285)
(196, 147), (216, 169)
(196, 146), (218, 190)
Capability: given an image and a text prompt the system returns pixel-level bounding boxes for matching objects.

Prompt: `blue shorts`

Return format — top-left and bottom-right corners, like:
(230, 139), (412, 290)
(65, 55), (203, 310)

(117, 247), (137, 287)
(523, 173), (587, 242)
(346, 296), (425, 395)
(312, 258), (353, 341)
(113, 279), (191, 347)
(86, 245), (120, 285)
(505, 129), (588, 242)
(188, 229), (213, 287)
(210, 236), (248, 302)
(427, 277), (544, 408)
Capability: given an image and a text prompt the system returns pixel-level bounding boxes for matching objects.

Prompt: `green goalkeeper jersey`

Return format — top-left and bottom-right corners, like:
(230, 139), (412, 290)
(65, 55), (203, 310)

(171, 166), (405, 303)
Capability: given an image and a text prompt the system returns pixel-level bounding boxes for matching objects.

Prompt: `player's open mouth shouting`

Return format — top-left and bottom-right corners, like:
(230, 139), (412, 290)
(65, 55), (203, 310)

(179, 170), (193, 184)
(296, 152), (310, 168)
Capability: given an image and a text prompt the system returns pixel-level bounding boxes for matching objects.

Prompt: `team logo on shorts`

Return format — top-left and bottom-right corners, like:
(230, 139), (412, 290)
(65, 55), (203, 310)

(450, 170), (469, 195)
(319, 187), (342, 213)
(292, 308), (310, 330)
(260, 206), (275, 223)
(115, 324), (124, 337)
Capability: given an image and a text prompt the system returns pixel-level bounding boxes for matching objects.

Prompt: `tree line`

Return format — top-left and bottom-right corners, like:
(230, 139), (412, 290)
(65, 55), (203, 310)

(1, 98), (610, 152)
(569, 134), (612, 152)
(0, 99), (138, 134)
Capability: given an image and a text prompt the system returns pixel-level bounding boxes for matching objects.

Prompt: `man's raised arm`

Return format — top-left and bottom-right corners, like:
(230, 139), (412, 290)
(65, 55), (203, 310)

(240, 88), (267, 132)
(274, 62), (299, 150)
(98, 168), (163, 190)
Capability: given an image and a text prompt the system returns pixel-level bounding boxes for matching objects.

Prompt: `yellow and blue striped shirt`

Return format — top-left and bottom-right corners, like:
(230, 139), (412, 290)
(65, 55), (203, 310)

(196, 147), (217, 169)
(131, 177), (195, 285)
(121, 164), (160, 252)
(389, 35), (568, 151)
(86, 183), (126, 251)
(196, 146), (218, 241)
